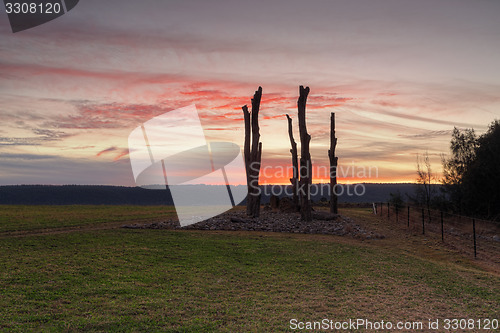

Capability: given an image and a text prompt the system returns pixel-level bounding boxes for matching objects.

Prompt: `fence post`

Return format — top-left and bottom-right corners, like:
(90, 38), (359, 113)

(396, 205), (399, 223)
(380, 202), (382, 215)
(440, 211), (444, 242)
(473, 218), (477, 258)
(407, 206), (410, 228)
(387, 203), (390, 219)
(421, 208), (425, 235)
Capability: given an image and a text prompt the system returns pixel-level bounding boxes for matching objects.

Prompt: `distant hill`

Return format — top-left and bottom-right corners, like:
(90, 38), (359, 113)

(0, 185), (173, 205)
(0, 183), (439, 205)
(260, 183), (440, 204)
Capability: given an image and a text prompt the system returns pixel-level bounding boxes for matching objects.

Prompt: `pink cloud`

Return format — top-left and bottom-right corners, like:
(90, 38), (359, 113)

(96, 147), (118, 157)
(96, 146), (129, 161)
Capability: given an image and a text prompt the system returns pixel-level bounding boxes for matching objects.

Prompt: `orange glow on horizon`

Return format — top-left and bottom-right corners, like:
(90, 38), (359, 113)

(259, 175), (418, 185)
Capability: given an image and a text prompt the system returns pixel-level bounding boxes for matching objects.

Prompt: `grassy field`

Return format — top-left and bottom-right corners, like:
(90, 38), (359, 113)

(0, 205), (176, 233)
(0, 205), (498, 332)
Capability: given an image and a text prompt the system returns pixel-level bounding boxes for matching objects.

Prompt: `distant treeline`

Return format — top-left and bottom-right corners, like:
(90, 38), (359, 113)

(0, 184), (436, 205)
(0, 185), (173, 205)
(440, 121), (500, 219)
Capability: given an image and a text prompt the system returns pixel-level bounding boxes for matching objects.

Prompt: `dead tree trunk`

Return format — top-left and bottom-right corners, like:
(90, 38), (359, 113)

(297, 85), (312, 221)
(328, 112), (338, 214)
(242, 87), (263, 217)
(286, 114), (299, 211)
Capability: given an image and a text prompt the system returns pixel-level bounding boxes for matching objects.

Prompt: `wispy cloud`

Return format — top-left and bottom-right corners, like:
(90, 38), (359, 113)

(0, 128), (73, 146)
(96, 146), (129, 161)
(398, 130), (452, 140)
(0, 137), (39, 146)
(96, 147), (118, 157)
(0, 153), (56, 160)
(32, 128), (72, 140)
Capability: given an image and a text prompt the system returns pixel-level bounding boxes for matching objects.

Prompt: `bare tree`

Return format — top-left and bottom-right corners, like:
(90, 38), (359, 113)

(297, 85), (312, 221)
(286, 114), (299, 211)
(416, 151), (435, 221)
(242, 87), (263, 217)
(328, 112), (338, 214)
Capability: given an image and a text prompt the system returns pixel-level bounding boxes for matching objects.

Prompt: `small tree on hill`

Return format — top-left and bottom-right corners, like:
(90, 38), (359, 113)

(441, 127), (477, 214)
(416, 151), (436, 220)
(462, 120), (500, 218)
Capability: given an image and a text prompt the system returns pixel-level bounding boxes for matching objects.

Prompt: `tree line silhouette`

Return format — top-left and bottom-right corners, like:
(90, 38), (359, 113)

(410, 120), (500, 221)
(441, 120), (500, 220)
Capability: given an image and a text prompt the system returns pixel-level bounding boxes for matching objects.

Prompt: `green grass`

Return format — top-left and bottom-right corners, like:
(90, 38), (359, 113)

(0, 205), (176, 233)
(0, 206), (498, 332)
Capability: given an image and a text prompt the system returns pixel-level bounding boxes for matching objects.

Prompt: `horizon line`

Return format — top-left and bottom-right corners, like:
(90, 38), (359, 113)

(0, 182), (438, 187)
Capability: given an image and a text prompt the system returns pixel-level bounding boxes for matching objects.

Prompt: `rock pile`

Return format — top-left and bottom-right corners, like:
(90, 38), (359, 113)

(122, 210), (385, 240)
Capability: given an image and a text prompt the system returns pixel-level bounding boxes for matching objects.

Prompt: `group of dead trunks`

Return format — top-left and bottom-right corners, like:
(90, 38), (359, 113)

(242, 86), (338, 221)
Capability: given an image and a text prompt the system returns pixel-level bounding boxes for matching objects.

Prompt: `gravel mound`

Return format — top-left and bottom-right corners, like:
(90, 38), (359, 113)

(122, 210), (385, 240)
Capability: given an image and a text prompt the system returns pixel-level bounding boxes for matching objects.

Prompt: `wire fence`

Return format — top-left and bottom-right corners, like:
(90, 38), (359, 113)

(374, 202), (500, 261)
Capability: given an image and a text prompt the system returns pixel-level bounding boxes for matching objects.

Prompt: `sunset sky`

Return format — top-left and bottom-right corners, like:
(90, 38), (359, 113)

(1, 0), (499, 185)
